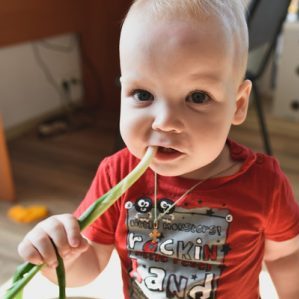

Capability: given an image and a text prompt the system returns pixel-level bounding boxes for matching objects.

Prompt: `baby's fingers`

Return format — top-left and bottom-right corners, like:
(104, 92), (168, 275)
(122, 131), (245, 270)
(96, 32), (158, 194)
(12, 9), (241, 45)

(38, 216), (73, 258)
(68, 237), (89, 257)
(18, 238), (43, 265)
(55, 215), (89, 257)
(17, 214), (87, 269)
(56, 214), (82, 248)
(18, 227), (58, 268)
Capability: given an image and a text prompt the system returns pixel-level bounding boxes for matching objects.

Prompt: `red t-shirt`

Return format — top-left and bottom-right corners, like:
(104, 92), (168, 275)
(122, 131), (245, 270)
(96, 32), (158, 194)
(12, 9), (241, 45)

(74, 140), (299, 299)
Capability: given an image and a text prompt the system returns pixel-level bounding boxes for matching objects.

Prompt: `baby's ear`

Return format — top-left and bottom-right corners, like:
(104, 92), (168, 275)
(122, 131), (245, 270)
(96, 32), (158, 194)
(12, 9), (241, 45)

(232, 79), (252, 125)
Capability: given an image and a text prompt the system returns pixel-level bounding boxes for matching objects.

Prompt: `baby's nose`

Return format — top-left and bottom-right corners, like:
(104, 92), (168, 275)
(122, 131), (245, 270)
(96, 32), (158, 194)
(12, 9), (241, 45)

(151, 102), (184, 133)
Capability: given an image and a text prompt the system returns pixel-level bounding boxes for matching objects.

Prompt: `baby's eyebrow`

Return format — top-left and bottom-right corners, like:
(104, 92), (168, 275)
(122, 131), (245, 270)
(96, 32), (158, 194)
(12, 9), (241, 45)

(188, 71), (222, 83)
(119, 76), (136, 84)
(119, 75), (152, 86)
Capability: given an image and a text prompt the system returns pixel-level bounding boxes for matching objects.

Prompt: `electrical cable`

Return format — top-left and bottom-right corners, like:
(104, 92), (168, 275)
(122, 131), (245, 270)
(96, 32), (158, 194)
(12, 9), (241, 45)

(39, 35), (77, 53)
(38, 33), (105, 109)
(31, 43), (73, 111)
(30, 34), (101, 137)
(31, 43), (74, 138)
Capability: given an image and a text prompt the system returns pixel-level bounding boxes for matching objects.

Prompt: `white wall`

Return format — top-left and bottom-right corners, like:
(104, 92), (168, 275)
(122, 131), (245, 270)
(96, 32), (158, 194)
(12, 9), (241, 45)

(0, 33), (83, 130)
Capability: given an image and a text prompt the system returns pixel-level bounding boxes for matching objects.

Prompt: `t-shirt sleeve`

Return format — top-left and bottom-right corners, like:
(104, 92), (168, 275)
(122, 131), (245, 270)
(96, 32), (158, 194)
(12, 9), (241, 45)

(264, 159), (299, 242)
(73, 157), (120, 245)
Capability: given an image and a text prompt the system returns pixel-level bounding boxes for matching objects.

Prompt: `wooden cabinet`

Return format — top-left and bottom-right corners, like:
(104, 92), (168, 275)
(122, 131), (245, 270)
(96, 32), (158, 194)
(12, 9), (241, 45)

(0, 0), (131, 111)
(0, 0), (81, 46)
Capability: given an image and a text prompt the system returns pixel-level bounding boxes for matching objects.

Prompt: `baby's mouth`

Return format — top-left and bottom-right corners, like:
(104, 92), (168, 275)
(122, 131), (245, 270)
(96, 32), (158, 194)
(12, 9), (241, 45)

(158, 147), (177, 153)
(155, 146), (183, 160)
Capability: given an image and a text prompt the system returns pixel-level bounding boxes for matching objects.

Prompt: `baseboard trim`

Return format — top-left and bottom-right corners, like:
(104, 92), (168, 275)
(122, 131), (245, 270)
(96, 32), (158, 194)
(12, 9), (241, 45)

(5, 107), (64, 141)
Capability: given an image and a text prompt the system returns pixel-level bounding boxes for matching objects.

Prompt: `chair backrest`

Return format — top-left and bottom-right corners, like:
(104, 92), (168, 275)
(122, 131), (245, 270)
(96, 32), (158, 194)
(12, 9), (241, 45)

(246, 0), (291, 78)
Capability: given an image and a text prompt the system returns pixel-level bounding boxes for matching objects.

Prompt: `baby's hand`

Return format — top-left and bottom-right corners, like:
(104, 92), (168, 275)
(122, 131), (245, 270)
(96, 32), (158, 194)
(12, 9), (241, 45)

(18, 214), (89, 268)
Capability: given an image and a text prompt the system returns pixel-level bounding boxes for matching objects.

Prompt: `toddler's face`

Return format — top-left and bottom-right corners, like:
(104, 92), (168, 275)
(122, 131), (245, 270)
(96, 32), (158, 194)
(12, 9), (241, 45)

(119, 13), (250, 179)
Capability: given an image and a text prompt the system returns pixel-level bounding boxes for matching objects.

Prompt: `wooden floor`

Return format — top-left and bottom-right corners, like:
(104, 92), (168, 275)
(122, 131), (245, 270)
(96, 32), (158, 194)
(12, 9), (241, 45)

(0, 103), (298, 284)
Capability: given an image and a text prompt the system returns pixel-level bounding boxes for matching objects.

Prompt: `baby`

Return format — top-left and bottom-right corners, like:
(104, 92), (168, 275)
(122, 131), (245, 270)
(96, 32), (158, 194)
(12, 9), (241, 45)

(18, 1), (299, 298)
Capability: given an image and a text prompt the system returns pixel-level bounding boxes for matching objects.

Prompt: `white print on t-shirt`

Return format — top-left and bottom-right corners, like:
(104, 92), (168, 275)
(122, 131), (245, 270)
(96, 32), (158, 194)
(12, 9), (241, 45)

(126, 197), (232, 299)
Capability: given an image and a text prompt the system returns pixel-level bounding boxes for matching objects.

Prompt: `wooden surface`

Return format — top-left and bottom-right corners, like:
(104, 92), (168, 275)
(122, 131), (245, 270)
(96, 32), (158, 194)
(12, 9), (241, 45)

(0, 108), (119, 284)
(0, 1), (131, 110)
(0, 0), (81, 47)
(0, 105), (298, 284)
(79, 0), (131, 109)
(0, 115), (16, 201)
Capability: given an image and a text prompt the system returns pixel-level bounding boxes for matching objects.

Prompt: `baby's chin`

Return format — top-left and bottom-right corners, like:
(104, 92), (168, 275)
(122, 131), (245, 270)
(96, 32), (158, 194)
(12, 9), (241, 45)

(149, 164), (194, 178)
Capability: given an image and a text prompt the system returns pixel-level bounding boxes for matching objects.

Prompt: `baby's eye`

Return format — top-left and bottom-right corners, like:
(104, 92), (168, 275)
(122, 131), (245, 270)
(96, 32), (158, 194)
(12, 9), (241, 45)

(132, 89), (154, 102)
(186, 91), (211, 104)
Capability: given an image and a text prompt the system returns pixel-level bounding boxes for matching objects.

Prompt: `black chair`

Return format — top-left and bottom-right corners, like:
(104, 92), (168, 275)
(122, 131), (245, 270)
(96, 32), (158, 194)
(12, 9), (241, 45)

(246, 0), (292, 155)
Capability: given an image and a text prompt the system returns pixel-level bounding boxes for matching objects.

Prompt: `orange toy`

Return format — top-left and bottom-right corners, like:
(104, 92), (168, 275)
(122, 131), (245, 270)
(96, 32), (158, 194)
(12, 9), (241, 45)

(8, 204), (49, 223)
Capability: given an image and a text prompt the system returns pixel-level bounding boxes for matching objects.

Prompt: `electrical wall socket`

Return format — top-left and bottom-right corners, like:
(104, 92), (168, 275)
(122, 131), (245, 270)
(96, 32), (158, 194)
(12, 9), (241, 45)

(59, 74), (83, 103)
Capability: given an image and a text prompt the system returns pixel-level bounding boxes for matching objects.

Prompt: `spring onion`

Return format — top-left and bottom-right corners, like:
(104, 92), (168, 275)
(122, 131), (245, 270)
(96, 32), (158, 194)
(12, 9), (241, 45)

(4, 146), (156, 299)
(53, 241), (66, 299)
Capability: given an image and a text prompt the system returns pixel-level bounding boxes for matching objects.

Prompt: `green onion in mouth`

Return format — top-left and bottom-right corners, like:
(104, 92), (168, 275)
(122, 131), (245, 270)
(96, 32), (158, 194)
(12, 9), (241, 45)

(4, 146), (156, 299)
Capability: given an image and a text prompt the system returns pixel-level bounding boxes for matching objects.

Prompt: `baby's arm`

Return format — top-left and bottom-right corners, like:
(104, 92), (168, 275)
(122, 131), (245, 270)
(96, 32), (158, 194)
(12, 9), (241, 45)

(264, 235), (299, 299)
(18, 214), (114, 287)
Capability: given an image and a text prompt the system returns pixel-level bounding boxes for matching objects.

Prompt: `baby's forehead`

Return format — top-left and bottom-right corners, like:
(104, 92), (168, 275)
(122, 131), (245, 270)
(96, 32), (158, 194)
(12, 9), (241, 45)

(122, 0), (248, 82)
(124, 5), (240, 54)
(125, 0), (247, 52)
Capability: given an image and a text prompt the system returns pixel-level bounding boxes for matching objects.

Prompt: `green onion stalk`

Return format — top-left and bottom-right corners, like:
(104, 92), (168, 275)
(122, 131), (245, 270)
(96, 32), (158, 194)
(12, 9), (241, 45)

(3, 146), (156, 299)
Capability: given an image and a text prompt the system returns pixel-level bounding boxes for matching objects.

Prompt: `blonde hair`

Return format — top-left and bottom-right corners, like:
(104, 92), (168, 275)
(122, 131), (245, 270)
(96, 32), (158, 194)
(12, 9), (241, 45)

(124, 0), (249, 80)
